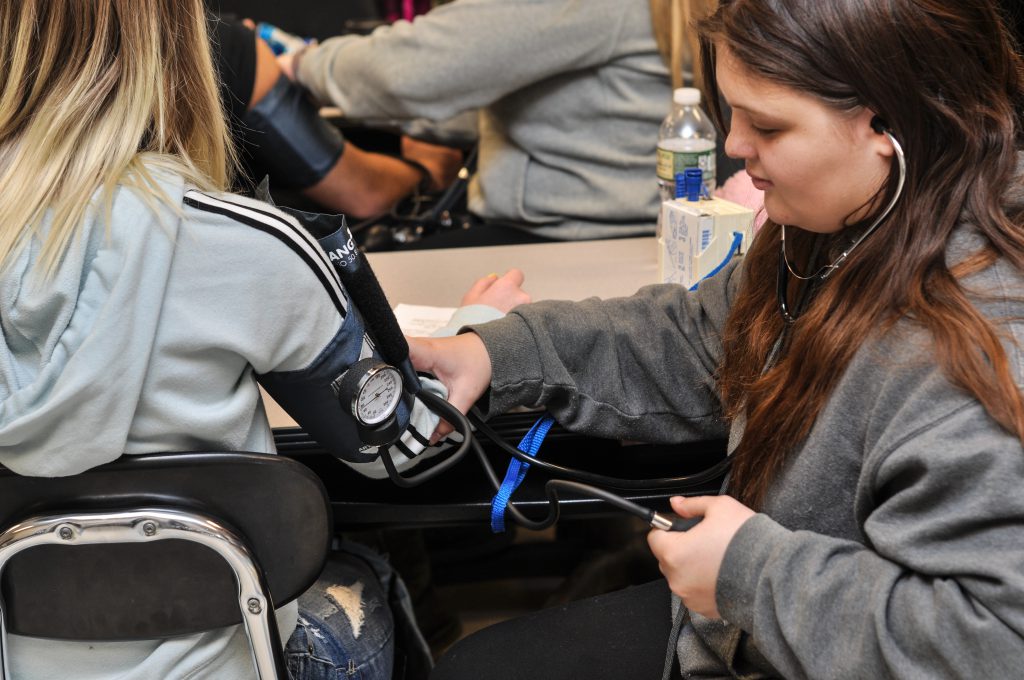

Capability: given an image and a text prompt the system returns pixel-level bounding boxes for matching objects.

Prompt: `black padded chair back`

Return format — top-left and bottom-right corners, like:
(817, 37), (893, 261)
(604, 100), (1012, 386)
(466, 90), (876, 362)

(0, 451), (331, 641)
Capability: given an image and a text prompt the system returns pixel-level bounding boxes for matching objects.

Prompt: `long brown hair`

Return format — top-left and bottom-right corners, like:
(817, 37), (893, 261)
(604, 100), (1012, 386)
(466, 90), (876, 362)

(697, 0), (1024, 508)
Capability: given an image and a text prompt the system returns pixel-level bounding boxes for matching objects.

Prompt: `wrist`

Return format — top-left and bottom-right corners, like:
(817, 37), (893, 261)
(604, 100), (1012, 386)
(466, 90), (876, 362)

(291, 43), (315, 82)
(399, 158), (433, 191)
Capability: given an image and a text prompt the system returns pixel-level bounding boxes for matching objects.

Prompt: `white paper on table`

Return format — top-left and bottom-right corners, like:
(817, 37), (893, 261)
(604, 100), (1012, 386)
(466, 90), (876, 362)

(393, 303), (457, 337)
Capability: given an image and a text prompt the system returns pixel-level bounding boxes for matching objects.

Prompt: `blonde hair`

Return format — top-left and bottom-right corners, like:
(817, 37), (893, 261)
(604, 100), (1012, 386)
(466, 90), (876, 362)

(650, 0), (716, 89)
(0, 0), (235, 276)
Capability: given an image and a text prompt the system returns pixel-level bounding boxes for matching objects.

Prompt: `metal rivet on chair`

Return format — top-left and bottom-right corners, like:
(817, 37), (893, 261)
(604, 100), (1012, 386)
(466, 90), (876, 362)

(142, 521), (157, 536)
(247, 598), (262, 615)
(58, 526), (74, 540)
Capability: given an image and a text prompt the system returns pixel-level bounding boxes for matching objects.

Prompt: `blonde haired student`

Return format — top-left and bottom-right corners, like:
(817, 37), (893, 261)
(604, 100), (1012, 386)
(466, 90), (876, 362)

(0, 1), (527, 678)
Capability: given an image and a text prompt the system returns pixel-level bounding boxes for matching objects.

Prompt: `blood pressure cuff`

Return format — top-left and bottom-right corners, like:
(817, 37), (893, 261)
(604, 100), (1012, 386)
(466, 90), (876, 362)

(243, 74), (345, 189)
(256, 207), (416, 466)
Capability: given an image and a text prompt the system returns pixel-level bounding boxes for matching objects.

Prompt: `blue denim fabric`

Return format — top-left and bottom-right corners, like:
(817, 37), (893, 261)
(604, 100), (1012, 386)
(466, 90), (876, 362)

(285, 540), (432, 680)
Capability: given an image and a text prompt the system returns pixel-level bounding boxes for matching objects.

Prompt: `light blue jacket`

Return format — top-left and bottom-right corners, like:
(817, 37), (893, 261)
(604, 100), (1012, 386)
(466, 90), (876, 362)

(0, 173), (455, 678)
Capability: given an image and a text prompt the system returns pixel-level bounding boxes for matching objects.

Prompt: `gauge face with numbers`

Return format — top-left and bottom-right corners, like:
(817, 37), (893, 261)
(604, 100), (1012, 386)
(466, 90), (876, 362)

(352, 363), (403, 426)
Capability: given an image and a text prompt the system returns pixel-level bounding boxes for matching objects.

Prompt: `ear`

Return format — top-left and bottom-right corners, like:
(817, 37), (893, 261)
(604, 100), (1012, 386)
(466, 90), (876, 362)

(859, 109), (896, 160)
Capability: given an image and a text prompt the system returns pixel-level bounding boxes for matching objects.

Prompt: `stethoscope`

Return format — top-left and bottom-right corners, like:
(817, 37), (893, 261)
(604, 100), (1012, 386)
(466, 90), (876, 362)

(376, 119), (907, 533)
(383, 391), (715, 532)
(777, 117), (907, 323)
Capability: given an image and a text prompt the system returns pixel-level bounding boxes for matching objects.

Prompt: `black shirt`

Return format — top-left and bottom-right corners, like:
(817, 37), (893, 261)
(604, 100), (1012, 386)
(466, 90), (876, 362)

(210, 18), (258, 129)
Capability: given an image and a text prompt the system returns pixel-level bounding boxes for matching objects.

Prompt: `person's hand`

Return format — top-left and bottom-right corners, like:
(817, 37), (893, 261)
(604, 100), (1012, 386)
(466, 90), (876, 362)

(277, 51), (299, 80)
(408, 333), (493, 442)
(647, 496), (756, 619)
(460, 269), (530, 313)
(401, 136), (464, 191)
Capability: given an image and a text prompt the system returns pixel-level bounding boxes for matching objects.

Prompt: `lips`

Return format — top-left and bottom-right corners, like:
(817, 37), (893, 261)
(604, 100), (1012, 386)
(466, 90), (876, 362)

(747, 171), (772, 191)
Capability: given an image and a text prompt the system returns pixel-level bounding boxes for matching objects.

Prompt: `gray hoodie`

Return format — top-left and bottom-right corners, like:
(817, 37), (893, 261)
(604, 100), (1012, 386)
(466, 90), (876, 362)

(296, 0), (671, 240)
(469, 182), (1024, 677)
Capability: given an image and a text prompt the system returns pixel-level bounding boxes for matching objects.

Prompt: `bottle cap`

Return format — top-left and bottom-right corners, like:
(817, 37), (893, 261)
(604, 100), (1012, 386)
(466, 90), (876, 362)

(673, 88), (701, 106)
(684, 168), (703, 202)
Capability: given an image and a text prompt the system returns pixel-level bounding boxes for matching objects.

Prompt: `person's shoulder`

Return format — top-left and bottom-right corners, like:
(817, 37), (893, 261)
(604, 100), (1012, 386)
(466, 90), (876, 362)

(181, 188), (319, 252)
(950, 226), (1024, 319)
(180, 189), (342, 289)
(182, 188), (289, 226)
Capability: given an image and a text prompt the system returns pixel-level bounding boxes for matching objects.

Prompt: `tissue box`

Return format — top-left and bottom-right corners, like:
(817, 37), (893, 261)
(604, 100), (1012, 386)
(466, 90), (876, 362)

(658, 197), (755, 288)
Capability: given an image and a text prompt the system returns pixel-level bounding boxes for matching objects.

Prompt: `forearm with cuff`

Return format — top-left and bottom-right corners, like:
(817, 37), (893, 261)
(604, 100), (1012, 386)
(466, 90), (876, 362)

(243, 73), (346, 189)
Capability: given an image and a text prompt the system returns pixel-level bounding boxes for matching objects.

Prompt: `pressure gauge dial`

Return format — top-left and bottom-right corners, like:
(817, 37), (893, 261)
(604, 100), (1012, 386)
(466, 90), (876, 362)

(352, 363), (403, 426)
(334, 357), (408, 447)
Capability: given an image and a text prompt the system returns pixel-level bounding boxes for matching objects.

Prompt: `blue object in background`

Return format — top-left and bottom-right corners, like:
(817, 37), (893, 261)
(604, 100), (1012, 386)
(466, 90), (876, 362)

(256, 22), (314, 56)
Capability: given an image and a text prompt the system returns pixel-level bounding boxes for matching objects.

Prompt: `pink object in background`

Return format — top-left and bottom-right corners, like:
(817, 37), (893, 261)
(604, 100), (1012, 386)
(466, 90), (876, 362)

(383, 0), (433, 22)
(715, 170), (767, 230)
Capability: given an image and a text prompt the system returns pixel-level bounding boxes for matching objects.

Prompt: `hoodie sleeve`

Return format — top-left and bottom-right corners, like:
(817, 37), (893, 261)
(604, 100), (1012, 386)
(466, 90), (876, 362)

(176, 190), (508, 478)
(466, 259), (743, 443)
(715, 398), (1024, 679)
(296, 0), (634, 121)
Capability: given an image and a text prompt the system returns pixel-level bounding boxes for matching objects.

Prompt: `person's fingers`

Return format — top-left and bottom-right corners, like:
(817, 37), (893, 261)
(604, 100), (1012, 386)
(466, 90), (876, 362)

(461, 274), (499, 305)
(430, 420), (454, 445)
(647, 524), (688, 559)
(242, 18), (256, 29)
(670, 495), (714, 518)
(485, 269), (529, 307)
(501, 268), (525, 287)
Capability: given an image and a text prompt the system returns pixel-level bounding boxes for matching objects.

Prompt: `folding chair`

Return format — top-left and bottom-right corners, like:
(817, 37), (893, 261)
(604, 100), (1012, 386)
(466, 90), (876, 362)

(0, 451), (331, 680)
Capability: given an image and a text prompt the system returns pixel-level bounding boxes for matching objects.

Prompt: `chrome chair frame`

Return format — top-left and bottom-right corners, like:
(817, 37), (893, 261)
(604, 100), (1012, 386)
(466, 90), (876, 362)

(0, 451), (332, 680)
(0, 507), (286, 680)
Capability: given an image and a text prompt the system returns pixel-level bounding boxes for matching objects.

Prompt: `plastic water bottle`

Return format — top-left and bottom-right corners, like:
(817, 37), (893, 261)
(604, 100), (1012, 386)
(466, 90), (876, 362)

(656, 88), (717, 203)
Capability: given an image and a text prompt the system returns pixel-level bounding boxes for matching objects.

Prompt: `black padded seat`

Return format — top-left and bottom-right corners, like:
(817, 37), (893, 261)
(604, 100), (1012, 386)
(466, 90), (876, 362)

(0, 451), (331, 642)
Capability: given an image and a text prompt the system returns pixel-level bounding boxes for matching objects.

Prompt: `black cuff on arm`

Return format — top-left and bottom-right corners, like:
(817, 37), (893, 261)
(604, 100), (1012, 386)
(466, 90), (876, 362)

(243, 74), (346, 189)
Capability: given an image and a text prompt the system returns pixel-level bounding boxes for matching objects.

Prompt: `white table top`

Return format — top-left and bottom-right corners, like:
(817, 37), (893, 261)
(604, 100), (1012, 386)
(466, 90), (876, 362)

(265, 237), (658, 427)
(366, 237), (657, 305)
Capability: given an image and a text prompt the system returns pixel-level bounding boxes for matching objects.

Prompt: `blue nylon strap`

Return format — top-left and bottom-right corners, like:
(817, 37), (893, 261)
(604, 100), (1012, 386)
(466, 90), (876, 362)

(490, 414), (557, 533)
(689, 231), (745, 291)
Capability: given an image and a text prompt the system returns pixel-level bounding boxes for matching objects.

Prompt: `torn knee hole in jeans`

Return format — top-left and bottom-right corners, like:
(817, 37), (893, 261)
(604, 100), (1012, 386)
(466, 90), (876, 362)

(326, 581), (367, 638)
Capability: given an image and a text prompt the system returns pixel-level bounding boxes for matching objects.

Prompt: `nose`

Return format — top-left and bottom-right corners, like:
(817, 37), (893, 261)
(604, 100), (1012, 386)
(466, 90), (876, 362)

(724, 126), (755, 161)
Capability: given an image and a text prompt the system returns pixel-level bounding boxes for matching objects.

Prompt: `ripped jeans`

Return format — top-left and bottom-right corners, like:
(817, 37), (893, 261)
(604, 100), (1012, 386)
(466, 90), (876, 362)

(285, 540), (433, 680)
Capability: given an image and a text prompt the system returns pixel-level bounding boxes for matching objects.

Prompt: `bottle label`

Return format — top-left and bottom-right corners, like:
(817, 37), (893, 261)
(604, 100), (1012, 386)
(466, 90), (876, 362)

(656, 147), (716, 189)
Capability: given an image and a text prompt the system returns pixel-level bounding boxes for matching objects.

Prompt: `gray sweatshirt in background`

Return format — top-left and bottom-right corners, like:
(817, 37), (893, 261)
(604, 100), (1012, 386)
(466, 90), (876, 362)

(296, 0), (671, 240)
(469, 183), (1024, 677)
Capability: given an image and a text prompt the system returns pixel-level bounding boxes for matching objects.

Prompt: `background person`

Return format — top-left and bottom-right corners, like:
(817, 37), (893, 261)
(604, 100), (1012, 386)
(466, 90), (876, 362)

(283, 0), (723, 244)
(214, 17), (464, 219)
